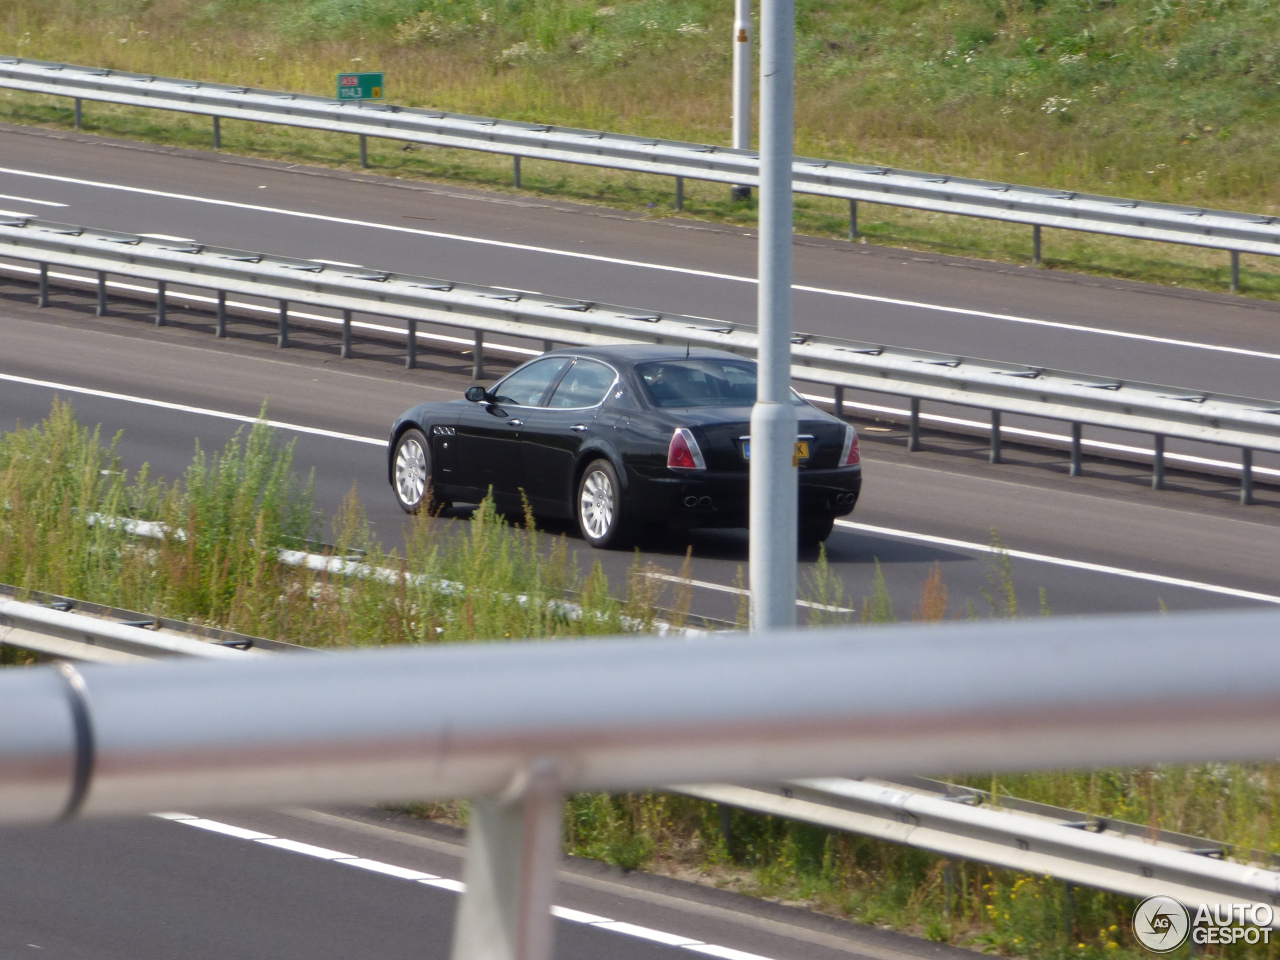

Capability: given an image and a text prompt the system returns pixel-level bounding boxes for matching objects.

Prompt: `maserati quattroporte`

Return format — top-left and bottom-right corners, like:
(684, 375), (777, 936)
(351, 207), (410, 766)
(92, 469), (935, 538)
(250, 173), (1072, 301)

(388, 346), (861, 547)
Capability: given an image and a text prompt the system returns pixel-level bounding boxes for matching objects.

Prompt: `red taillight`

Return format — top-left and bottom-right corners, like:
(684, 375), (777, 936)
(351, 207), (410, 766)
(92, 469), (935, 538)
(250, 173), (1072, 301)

(667, 428), (706, 470)
(839, 425), (861, 466)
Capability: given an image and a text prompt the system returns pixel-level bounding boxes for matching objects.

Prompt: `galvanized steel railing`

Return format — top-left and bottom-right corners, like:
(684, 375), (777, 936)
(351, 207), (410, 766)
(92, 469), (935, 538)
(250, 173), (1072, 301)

(0, 56), (1276, 288)
(2, 215), (1276, 503)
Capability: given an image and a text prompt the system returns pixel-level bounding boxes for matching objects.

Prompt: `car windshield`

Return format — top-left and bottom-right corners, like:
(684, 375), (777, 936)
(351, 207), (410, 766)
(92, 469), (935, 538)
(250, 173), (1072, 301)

(635, 359), (805, 407)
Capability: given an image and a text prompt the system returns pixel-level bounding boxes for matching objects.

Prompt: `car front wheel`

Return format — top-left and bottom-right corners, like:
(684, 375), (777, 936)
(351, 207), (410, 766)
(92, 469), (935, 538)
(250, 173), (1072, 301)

(393, 428), (433, 514)
(577, 459), (629, 548)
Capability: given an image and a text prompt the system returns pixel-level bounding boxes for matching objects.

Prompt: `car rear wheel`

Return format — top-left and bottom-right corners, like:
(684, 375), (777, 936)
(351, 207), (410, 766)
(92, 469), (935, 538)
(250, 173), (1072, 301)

(577, 459), (629, 548)
(393, 428), (433, 514)
(799, 514), (836, 547)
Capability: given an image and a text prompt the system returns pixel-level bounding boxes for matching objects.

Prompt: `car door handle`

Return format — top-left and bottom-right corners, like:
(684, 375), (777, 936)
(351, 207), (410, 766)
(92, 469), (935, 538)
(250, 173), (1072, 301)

(571, 424), (588, 432)
(508, 419), (523, 427)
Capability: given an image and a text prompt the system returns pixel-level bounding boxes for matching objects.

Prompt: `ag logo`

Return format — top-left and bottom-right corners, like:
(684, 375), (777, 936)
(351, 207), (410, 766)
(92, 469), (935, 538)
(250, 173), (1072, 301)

(1133, 896), (1190, 953)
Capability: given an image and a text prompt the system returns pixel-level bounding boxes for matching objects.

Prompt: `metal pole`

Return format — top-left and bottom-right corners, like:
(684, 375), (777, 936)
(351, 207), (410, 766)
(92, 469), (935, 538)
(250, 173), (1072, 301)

(213, 116), (221, 150)
(360, 135), (368, 169)
(37, 263), (48, 307)
(1152, 435), (1165, 490)
(675, 176), (684, 211)
(96, 272), (107, 316)
(341, 309), (352, 359)
(1241, 448), (1253, 506)
(833, 385), (844, 419)
(406, 318), (417, 369)
(215, 292), (227, 338)
(513, 156), (522, 189)
(1231, 251), (1241, 294)
(277, 300), (288, 349)
(542, 339), (553, 354)
(730, 0), (752, 202)
(450, 763), (563, 960)
(155, 280), (166, 327)
(1070, 422), (1083, 477)
(748, 0), (798, 631)
(473, 330), (485, 380)
(989, 410), (1002, 464)
(848, 199), (858, 240)
(1033, 225), (1042, 266)
(74, 98), (82, 129)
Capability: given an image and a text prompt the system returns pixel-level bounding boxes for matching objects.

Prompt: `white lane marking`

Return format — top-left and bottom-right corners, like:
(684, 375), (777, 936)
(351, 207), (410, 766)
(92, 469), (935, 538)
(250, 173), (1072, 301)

(797, 392), (1280, 480)
(311, 258), (363, 267)
(158, 813), (777, 960)
(644, 570), (853, 613)
(838, 520), (1280, 605)
(0, 261), (541, 358)
(0, 192), (66, 207)
(0, 371), (386, 447)
(3, 165), (1277, 363)
(138, 232), (194, 242)
(4, 371), (1274, 604)
(0, 209), (34, 218)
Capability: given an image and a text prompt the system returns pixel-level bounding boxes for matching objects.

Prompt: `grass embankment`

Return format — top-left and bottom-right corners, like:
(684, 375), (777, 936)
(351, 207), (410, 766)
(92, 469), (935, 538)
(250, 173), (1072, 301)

(4, 402), (1278, 957)
(4, 0), (1280, 299)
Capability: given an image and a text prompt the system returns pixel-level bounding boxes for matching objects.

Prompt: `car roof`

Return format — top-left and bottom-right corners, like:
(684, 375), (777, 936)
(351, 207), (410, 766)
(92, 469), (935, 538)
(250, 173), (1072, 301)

(540, 344), (747, 365)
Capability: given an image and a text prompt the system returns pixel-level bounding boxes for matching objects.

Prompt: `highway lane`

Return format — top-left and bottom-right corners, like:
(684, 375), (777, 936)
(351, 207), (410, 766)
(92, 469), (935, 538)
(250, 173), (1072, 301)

(0, 804), (982, 960)
(3, 299), (1278, 625)
(3, 125), (1280, 401)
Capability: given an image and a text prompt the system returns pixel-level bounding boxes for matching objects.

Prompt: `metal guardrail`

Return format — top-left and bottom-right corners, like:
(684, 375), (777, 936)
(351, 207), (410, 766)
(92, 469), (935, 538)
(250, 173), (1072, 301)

(684, 779), (1280, 913)
(2, 216), (1277, 503)
(5, 606), (1280, 960)
(7, 590), (1280, 917)
(1, 56), (1276, 286)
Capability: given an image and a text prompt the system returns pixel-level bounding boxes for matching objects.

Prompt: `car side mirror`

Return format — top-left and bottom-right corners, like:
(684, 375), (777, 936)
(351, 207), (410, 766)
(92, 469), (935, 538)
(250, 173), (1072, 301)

(464, 386), (489, 403)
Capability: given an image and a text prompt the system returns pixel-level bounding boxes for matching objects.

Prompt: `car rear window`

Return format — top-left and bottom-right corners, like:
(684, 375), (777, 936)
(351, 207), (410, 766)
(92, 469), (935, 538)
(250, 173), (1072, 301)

(635, 359), (804, 407)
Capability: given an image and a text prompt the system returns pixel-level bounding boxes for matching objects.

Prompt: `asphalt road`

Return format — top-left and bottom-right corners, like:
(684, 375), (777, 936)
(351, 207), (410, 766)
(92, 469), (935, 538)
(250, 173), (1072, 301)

(3, 122), (1280, 960)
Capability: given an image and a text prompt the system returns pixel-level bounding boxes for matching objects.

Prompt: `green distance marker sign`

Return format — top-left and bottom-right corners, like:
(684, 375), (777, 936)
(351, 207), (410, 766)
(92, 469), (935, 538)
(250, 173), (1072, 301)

(337, 72), (384, 101)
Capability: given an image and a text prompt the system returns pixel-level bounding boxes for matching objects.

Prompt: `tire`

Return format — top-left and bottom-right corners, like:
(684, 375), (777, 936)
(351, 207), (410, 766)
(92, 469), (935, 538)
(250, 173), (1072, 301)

(576, 459), (630, 548)
(392, 428), (433, 514)
(798, 514), (836, 548)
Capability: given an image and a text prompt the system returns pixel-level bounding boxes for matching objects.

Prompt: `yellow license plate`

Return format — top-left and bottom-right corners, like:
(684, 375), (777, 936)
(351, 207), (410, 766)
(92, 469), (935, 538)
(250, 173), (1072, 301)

(742, 440), (810, 461)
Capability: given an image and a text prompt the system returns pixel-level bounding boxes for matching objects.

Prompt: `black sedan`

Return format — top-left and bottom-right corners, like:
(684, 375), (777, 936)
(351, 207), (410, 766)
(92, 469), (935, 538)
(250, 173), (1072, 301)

(387, 345), (861, 547)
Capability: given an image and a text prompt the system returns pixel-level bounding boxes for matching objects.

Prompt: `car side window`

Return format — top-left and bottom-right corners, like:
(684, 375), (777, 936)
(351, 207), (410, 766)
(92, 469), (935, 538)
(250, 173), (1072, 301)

(491, 358), (571, 407)
(547, 360), (616, 409)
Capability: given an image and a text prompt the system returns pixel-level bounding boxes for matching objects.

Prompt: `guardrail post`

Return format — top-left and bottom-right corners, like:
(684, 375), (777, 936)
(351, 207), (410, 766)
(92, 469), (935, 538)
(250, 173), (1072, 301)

(450, 763), (563, 960)
(989, 410), (1002, 464)
(74, 98), (82, 129)
(513, 156), (522, 189)
(907, 398), (920, 452)
(675, 176), (684, 211)
(277, 300), (289, 348)
(360, 135), (369, 169)
(1152, 435), (1165, 490)
(216, 292), (227, 338)
(1069, 423), (1083, 477)
(37, 263), (48, 308)
(406, 319), (417, 369)
(96, 272), (107, 316)
(341, 310), (353, 359)
(473, 330), (485, 380)
(1231, 251), (1241, 294)
(542, 339), (553, 353)
(1241, 448), (1254, 506)
(155, 280), (166, 327)
(213, 116), (221, 150)
(1032, 225), (1042, 267)
(833, 385), (844, 419)
(848, 199), (858, 240)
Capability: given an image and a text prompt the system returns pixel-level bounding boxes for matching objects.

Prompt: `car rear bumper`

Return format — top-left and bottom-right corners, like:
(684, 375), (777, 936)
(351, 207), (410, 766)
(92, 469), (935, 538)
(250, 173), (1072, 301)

(626, 466), (862, 529)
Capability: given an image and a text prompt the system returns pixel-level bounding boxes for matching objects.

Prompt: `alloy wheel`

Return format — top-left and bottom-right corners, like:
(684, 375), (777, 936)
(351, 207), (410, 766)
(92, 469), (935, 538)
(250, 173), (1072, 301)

(579, 468), (615, 540)
(395, 437), (428, 508)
